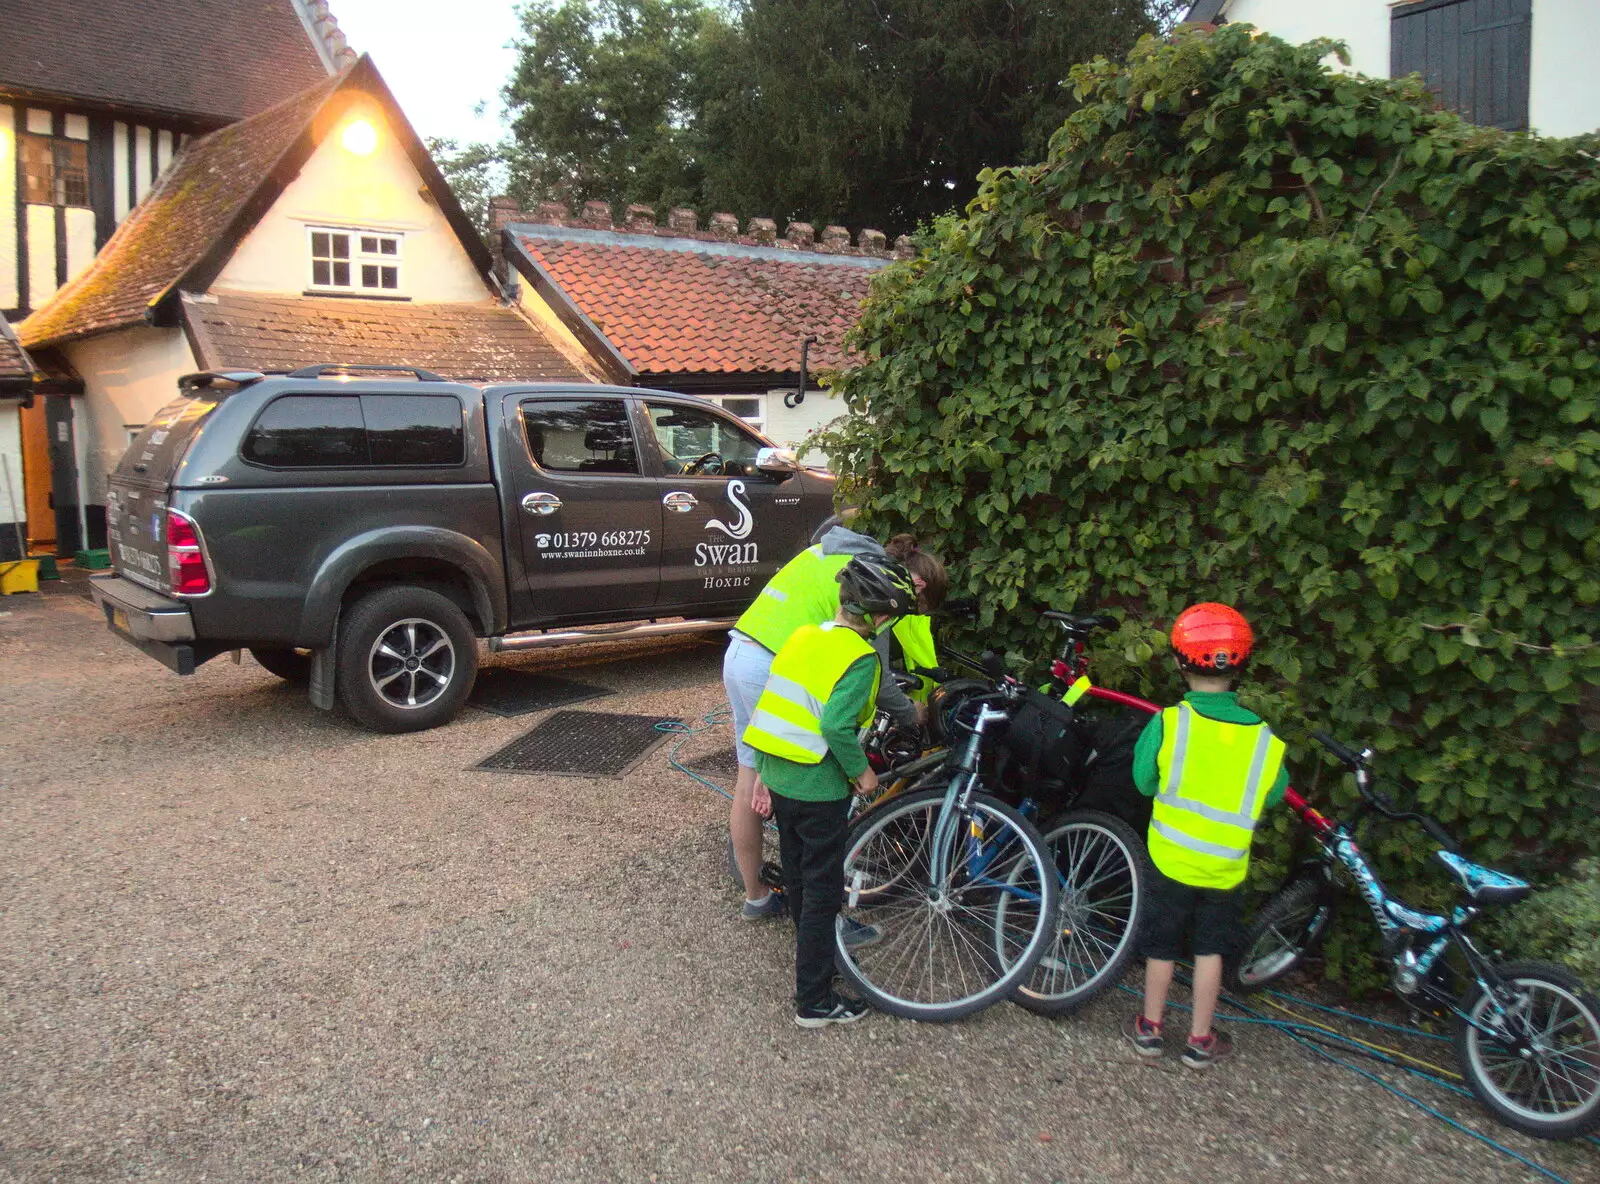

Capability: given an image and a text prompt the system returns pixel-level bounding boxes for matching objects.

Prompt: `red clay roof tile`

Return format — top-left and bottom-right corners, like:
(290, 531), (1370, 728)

(514, 229), (887, 377)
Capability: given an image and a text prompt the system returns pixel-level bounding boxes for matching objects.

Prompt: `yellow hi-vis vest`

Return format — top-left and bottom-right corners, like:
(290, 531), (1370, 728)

(742, 622), (880, 764)
(891, 614), (937, 702)
(1147, 703), (1286, 889)
(734, 544), (851, 653)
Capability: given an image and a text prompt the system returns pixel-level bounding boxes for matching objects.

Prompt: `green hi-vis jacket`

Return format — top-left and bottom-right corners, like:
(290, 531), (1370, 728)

(891, 614), (937, 702)
(743, 622), (881, 768)
(1145, 700), (1286, 890)
(733, 544), (851, 654)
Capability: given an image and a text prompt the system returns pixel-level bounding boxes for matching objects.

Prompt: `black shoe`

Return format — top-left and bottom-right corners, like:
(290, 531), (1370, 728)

(794, 993), (871, 1029)
(1181, 1028), (1235, 1069)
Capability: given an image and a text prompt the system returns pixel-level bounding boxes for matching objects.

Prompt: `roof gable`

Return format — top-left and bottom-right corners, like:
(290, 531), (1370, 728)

(508, 223), (891, 378)
(0, 1), (344, 124)
(18, 57), (496, 352)
(0, 314), (35, 386)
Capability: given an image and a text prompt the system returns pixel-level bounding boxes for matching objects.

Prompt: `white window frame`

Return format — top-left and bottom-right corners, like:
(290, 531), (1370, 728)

(706, 394), (766, 435)
(306, 226), (405, 295)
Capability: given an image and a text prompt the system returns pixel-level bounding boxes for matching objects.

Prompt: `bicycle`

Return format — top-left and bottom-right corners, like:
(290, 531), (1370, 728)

(1225, 730), (1600, 1140)
(835, 689), (1059, 1020)
(837, 610), (1157, 1020)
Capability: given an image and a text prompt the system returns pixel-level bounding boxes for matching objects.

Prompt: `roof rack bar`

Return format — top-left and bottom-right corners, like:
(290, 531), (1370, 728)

(178, 370), (266, 391)
(286, 363), (447, 381)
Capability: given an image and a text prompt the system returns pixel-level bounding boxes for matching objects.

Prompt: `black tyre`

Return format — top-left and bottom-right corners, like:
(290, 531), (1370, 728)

(1010, 810), (1148, 1016)
(1455, 960), (1600, 1139)
(1223, 875), (1334, 995)
(249, 646), (311, 682)
(335, 586), (478, 733)
(835, 787), (1058, 1022)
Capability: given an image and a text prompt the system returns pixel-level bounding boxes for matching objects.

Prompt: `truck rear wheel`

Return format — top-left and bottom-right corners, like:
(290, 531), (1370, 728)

(335, 586), (478, 733)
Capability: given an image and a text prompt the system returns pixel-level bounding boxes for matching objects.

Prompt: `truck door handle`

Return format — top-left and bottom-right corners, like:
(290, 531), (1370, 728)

(521, 492), (562, 516)
(662, 491), (698, 513)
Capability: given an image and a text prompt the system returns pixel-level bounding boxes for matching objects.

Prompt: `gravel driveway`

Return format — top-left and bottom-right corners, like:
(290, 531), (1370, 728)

(1, 586), (1595, 1184)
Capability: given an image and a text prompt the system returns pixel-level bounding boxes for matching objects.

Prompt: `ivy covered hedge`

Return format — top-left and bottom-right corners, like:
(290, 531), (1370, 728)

(824, 26), (1600, 979)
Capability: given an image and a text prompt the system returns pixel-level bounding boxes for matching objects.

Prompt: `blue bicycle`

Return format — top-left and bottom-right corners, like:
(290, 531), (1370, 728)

(1227, 731), (1600, 1140)
(835, 691), (1060, 1021)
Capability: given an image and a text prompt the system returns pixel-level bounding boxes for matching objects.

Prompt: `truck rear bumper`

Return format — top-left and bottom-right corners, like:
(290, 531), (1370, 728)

(90, 575), (199, 674)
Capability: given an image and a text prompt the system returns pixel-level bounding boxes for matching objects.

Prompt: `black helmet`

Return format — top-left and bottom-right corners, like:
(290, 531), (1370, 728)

(837, 556), (917, 618)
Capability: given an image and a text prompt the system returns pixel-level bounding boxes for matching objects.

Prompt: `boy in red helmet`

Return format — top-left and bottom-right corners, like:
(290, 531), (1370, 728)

(1122, 603), (1289, 1068)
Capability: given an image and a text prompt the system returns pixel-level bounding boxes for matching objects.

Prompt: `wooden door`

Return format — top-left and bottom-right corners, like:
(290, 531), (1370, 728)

(19, 397), (53, 550)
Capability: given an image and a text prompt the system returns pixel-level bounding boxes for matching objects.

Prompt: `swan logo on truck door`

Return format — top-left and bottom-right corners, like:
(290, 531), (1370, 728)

(697, 480), (759, 587)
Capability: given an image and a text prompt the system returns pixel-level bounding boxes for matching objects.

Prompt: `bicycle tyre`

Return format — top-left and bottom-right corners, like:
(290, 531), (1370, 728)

(1455, 960), (1600, 1139)
(1008, 810), (1148, 1017)
(835, 787), (1058, 1022)
(1223, 875), (1334, 995)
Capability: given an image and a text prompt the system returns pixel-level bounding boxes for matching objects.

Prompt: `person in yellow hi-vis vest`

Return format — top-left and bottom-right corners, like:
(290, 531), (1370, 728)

(722, 521), (944, 925)
(1122, 604), (1289, 1069)
(743, 555), (918, 1028)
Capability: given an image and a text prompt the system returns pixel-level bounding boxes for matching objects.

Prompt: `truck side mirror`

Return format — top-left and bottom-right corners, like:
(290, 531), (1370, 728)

(755, 446), (800, 475)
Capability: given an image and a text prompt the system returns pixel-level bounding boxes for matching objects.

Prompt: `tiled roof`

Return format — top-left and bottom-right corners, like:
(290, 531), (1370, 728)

(184, 291), (591, 384)
(0, 1), (336, 123)
(18, 73), (345, 351)
(512, 226), (890, 377)
(0, 314), (34, 382)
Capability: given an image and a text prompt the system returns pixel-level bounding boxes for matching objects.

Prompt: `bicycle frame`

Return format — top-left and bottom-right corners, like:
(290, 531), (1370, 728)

(1281, 781), (1533, 1048)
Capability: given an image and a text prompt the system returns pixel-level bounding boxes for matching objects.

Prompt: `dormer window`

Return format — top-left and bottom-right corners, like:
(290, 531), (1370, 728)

(307, 228), (402, 294)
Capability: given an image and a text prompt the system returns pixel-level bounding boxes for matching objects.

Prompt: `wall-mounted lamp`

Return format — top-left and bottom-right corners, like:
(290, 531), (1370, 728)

(340, 118), (378, 156)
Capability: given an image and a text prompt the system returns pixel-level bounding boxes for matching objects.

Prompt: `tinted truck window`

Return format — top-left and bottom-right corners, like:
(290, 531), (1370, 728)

(522, 400), (639, 475)
(115, 391), (224, 486)
(363, 395), (464, 466)
(243, 396), (366, 467)
(243, 394), (464, 468)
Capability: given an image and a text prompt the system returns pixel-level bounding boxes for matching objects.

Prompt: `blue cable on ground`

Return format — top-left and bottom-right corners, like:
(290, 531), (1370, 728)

(656, 710), (736, 800)
(1140, 971), (1589, 1183)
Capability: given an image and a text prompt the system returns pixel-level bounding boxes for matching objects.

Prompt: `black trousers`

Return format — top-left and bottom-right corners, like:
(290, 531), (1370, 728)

(770, 792), (851, 1010)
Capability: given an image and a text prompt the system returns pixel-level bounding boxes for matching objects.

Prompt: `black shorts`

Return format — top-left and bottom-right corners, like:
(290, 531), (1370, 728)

(1139, 865), (1244, 961)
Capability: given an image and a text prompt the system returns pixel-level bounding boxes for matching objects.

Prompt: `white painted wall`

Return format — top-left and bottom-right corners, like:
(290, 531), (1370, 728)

(26, 206), (55, 308)
(216, 105), (488, 302)
(513, 283), (608, 381)
(1530, 0), (1600, 136)
(65, 207), (96, 287)
(0, 408), (23, 543)
(64, 327), (197, 506)
(0, 105), (15, 310)
(1220, 0), (1600, 137)
(763, 389), (847, 466)
(1219, 0), (1391, 76)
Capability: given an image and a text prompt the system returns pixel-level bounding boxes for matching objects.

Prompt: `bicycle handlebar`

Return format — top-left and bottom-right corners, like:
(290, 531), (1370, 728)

(1311, 730), (1460, 853)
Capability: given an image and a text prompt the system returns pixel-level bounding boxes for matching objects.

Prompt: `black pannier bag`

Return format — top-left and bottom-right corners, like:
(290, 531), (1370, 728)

(1072, 712), (1152, 834)
(994, 687), (1086, 810)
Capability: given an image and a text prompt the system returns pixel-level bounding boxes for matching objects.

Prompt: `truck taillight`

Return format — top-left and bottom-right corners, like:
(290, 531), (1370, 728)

(167, 509), (211, 595)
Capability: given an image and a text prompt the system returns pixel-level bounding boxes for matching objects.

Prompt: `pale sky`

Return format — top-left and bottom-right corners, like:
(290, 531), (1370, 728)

(330, 0), (522, 146)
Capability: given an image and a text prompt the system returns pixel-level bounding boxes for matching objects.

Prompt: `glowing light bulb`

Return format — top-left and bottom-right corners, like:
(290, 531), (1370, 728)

(341, 118), (378, 156)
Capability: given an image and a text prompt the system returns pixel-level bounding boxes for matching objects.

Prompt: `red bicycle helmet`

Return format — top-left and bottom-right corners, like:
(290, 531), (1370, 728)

(1170, 603), (1254, 673)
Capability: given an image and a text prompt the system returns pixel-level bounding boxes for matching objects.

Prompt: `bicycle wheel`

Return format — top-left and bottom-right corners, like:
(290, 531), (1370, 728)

(1456, 960), (1600, 1139)
(1223, 875), (1334, 995)
(1008, 810), (1147, 1016)
(835, 786), (1058, 1022)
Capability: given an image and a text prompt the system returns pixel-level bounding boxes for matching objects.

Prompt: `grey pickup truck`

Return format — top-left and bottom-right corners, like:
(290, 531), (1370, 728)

(92, 364), (836, 732)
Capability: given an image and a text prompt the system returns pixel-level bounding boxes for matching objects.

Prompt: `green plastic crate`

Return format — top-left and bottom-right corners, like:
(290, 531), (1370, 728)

(74, 548), (111, 570)
(34, 554), (60, 580)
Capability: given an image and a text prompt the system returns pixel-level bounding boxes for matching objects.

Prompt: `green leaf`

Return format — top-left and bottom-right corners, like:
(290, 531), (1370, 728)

(1478, 405), (1509, 435)
(1478, 272), (1507, 301)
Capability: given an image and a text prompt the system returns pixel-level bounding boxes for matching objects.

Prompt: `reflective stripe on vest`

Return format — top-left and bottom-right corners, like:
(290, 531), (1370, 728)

(1147, 703), (1285, 889)
(742, 622), (880, 765)
(734, 544), (851, 653)
(891, 614), (937, 702)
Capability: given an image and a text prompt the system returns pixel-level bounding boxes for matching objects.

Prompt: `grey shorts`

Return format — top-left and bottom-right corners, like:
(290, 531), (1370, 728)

(723, 632), (774, 768)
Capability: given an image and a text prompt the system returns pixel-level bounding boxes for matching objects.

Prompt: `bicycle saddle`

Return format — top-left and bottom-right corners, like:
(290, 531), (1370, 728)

(1436, 850), (1531, 905)
(1039, 610), (1117, 633)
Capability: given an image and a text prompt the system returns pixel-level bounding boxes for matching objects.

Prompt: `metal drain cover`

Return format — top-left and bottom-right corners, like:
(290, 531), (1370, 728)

(468, 668), (613, 717)
(474, 710), (681, 778)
